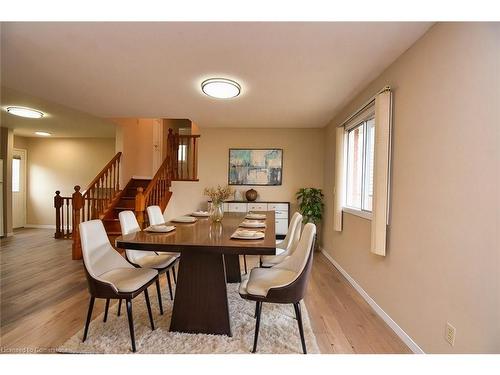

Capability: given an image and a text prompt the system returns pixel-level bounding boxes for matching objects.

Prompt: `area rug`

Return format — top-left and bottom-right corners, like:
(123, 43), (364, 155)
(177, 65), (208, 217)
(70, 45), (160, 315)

(57, 283), (320, 354)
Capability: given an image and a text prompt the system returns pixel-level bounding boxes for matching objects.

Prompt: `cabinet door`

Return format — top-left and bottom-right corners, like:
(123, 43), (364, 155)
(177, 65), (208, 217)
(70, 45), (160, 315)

(247, 203), (267, 211)
(268, 203), (288, 211)
(227, 203), (247, 212)
(275, 218), (288, 235)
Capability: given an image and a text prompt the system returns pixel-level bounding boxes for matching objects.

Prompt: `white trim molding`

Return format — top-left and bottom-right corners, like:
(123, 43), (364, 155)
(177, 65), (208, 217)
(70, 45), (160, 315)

(320, 248), (424, 354)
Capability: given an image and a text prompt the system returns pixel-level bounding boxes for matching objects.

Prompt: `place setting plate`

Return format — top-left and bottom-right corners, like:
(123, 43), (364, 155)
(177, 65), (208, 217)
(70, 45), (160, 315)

(144, 224), (176, 233)
(171, 216), (198, 223)
(246, 212), (267, 220)
(239, 219), (266, 228)
(190, 211), (210, 217)
(231, 229), (265, 240)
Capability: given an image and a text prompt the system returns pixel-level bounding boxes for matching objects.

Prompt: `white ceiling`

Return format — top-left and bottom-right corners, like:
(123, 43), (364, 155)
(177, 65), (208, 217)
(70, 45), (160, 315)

(1, 87), (116, 138)
(1, 22), (432, 128)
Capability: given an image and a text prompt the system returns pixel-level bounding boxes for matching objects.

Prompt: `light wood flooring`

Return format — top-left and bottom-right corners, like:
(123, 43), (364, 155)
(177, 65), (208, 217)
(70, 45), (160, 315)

(0, 228), (410, 353)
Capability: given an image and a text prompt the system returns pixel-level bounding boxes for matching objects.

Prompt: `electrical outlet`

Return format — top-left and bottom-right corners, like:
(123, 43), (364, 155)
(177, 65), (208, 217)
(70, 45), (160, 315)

(445, 322), (456, 346)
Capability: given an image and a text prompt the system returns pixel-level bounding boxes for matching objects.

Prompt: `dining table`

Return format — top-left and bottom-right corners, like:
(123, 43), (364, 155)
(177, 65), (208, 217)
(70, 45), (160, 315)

(115, 211), (276, 336)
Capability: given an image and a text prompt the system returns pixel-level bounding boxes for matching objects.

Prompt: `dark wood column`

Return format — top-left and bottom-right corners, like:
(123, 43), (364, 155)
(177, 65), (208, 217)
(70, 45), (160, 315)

(170, 250), (232, 336)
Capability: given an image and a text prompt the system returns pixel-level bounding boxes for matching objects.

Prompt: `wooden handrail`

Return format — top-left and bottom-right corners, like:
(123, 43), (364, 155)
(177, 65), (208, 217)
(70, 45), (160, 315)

(136, 155), (172, 229)
(82, 152), (122, 196)
(54, 152), (122, 260)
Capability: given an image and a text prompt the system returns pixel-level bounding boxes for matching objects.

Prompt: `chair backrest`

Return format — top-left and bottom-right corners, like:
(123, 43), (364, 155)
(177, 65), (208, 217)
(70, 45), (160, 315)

(276, 223), (316, 276)
(280, 212), (303, 251)
(147, 205), (165, 226)
(118, 210), (152, 265)
(270, 223), (316, 302)
(80, 220), (133, 282)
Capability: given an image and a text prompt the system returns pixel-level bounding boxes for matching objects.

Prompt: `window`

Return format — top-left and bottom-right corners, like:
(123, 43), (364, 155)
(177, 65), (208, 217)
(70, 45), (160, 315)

(12, 158), (21, 192)
(178, 144), (187, 162)
(345, 117), (375, 214)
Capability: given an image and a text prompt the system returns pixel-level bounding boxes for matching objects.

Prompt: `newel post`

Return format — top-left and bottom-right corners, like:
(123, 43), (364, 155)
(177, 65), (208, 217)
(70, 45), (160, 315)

(135, 187), (146, 229)
(72, 185), (84, 260)
(54, 190), (63, 239)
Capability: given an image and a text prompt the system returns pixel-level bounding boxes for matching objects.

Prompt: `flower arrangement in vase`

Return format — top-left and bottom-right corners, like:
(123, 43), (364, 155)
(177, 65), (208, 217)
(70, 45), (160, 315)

(203, 185), (234, 222)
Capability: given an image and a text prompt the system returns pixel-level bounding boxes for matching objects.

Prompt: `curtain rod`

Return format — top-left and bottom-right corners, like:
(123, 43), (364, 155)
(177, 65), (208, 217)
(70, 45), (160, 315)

(337, 86), (391, 128)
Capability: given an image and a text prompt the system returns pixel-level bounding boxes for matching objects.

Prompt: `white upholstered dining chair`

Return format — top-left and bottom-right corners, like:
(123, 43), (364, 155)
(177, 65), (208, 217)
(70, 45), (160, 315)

(260, 212), (303, 268)
(119, 210), (178, 315)
(146, 205), (181, 280)
(80, 219), (158, 352)
(146, 205), (167, 226)
(239, 222), (316, 354)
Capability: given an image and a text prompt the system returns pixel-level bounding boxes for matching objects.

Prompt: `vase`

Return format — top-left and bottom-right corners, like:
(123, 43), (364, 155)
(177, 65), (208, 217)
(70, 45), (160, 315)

(245, 188), (258, 202)
(210, 202), (224, 222)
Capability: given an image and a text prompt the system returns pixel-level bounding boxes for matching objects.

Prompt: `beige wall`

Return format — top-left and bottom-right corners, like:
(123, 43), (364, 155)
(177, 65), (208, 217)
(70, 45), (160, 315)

(322, 23), (500, 353)
(112, 118), (155, 184)
(167, 127), (325, 225)
(15, 136), (115, 225)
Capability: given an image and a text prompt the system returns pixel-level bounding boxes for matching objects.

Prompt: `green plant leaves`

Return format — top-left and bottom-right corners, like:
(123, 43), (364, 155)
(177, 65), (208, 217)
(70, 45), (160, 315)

(296, 187), (324, 224)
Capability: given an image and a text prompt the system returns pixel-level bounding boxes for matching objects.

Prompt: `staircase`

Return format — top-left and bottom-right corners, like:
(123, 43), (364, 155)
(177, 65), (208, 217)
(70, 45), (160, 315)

(54, 127), (199, 260)
(101, 178), (151, 246)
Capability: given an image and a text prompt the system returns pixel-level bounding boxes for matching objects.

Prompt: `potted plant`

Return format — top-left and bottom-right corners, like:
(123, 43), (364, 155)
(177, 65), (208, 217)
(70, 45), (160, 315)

(296, 187), (324, 250)
(204, 185), (234, 222)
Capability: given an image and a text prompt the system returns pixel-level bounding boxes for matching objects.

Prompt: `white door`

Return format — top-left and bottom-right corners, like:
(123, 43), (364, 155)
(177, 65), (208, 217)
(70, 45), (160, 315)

(12, 149), (27, 229)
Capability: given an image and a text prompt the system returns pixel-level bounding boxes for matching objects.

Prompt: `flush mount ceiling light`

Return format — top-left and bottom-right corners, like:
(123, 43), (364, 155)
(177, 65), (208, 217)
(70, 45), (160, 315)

(6, 106), (44, 119)
(201, 78), (241, 99)
(35, 131), (51, 136)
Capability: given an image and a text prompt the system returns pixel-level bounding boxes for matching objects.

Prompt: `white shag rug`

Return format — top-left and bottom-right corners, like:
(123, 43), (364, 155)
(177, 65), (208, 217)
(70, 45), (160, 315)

(58, 283), (320, 354)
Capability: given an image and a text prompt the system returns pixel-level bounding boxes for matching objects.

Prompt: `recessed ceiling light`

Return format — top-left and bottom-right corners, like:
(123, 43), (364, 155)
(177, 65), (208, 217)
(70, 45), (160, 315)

(35, 131), (51, 136)
(201, 78), (241, 99)
(6, 106), (44, 119)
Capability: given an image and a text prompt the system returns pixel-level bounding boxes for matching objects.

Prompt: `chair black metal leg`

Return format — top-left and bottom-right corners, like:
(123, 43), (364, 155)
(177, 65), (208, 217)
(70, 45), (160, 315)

(243, 255), (248, 274)
(82, 296), (95, 342)
(254, 301), (259, 318)
(172, 266), (177, 284)
(126, 299), (136, 352)
(252, 301), (262, 353)
(144, 289), (155, 331)
(117, 299), (122, 316)
(103, 298), (110, 322)
(155, 278), (164, 315)
(293, 302), (307, 354)
(166, 270), (174, 300)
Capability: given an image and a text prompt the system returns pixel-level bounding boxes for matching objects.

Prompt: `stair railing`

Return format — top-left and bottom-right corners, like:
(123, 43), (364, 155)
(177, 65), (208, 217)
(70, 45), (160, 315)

(135, 155), (172, 229)
(54, 152), (122, 260)
(168, 128), (200, 181)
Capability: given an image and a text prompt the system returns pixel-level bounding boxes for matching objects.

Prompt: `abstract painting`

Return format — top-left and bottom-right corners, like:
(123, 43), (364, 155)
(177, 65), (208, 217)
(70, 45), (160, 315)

(228, 149), (283, 185)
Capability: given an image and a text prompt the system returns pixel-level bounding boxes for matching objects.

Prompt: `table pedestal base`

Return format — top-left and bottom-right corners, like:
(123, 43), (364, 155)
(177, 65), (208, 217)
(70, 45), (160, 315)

(224, 254), (242, 283)
(170, 251), (232, 336)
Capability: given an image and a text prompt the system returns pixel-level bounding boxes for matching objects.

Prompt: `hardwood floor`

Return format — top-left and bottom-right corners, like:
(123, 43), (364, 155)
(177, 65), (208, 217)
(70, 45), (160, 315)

(0, 228), (410, 353)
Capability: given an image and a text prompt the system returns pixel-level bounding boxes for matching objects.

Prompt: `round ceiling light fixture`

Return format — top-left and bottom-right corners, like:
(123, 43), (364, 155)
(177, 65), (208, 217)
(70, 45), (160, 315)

(6, 106), (44, 119)
(201, 78), (241, 99)
(35, 131), (51, 136)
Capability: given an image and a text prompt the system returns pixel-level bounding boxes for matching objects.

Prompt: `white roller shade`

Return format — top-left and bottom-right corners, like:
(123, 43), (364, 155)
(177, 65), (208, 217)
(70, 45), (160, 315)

(333, 126), (345, 232)
(370, 90), (392, 256)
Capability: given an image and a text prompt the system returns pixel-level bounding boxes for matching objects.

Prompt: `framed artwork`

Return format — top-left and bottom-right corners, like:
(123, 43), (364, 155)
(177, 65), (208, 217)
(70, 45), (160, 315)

(228, 148), (283, 186)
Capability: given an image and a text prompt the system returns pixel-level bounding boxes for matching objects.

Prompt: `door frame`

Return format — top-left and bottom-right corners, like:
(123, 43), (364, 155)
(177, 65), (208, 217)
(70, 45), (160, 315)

(12, 148), (27, 229)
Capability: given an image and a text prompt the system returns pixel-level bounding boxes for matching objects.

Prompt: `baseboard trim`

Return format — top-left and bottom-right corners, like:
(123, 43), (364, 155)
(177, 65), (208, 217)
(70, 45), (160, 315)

(319, 248), (424, 354)
(24, 224), (57, 230)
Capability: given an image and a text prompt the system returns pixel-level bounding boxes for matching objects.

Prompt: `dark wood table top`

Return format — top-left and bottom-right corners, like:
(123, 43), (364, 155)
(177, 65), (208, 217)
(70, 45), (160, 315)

(115, 211), (276, 255)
